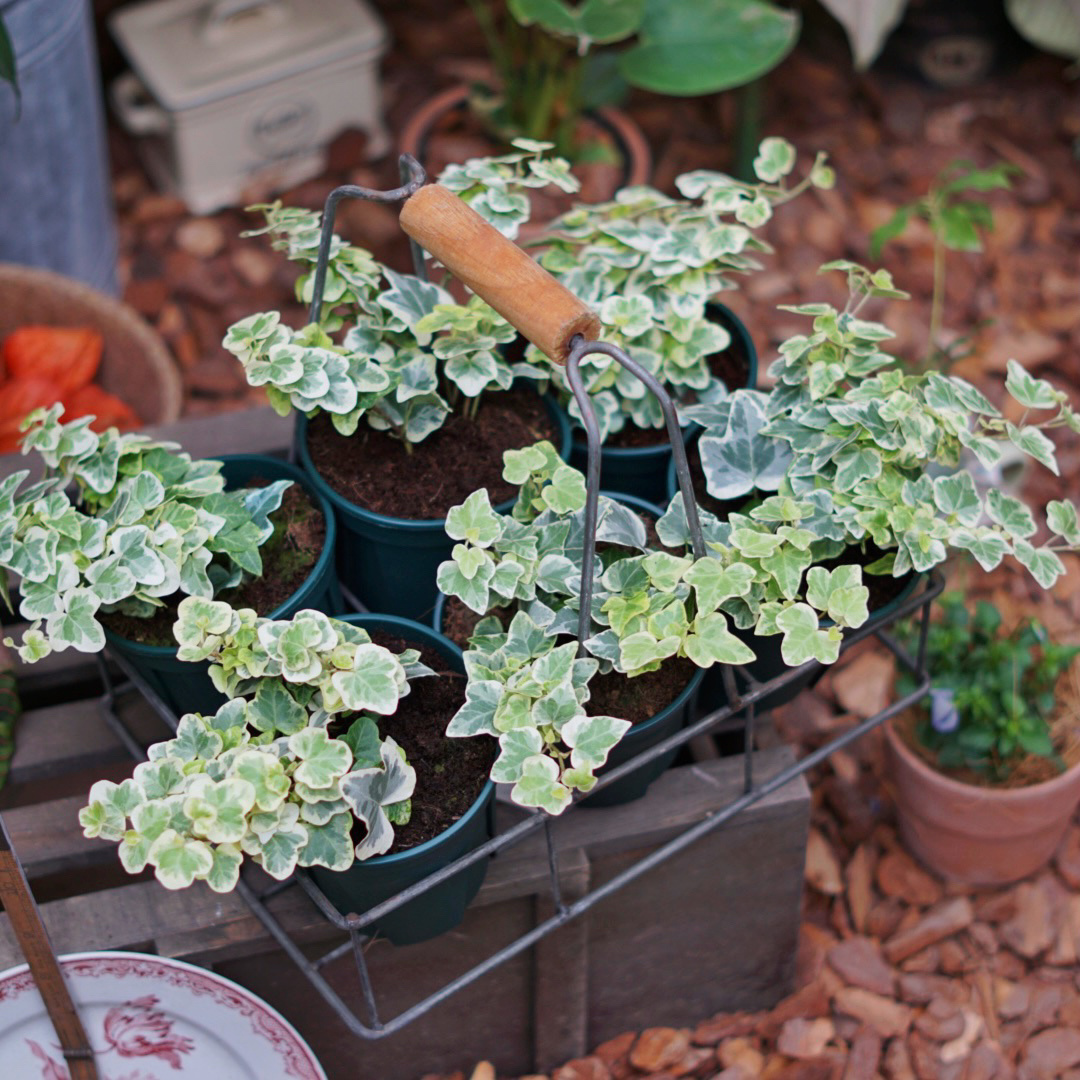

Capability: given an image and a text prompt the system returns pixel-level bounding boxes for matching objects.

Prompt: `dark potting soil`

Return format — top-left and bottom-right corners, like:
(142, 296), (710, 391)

(306, 386), (558, 520)
(603, 328), (752, 450)
(366, 631), (494, 855)
(587, 655), (696, 727)
(99, 482), (325, 646)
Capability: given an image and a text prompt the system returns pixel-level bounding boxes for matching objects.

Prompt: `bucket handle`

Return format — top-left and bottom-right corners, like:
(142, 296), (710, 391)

(565, 338), (706, 654)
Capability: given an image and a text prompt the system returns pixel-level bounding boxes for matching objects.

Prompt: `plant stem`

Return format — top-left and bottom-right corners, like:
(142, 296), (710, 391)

(928, 233), (946, 365)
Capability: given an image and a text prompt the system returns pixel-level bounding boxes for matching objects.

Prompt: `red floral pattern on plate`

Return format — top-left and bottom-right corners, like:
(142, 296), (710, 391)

(0, 954), (323, 1080)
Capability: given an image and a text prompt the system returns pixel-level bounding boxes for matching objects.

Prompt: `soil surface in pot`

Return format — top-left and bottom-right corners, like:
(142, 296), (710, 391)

(100, 481), (325, 646)
(364, 631), (495, 854)
(586, 656), (696, 727)
(893, 676), (1080, 791)
(604, 331), (752, 450)
(306, 385), (557, 520)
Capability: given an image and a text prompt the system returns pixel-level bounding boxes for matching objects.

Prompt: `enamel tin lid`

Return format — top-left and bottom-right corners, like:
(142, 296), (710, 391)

(110, 0), (387, 112)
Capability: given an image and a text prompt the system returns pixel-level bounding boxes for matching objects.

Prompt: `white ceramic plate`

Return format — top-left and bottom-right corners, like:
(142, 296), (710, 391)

(0, 951), (326, 1080)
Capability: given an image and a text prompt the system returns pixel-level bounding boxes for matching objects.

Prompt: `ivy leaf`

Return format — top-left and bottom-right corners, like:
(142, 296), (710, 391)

(330, 644), (405, 715)
(184, 777), (257, 845)
(447, 679), (503, 737)
(562, 714), (632, 771)
(753, 136), (797, 182)
(1006, 423), (1058, 474)
(205, 844), (243, 893)
(698, 391), (791, 500)
(1047, 500), (1080, 544)
(491, 728), (545, 783)
(618, 630), (680, 673)
(932, 472), (981, 525)
(761, 545), (812, 600)
(776, 604), (842, 666)
(683, 612), (756, 667)
(833, 445), (882, 491)
(298, 813), (355, 872)
(510, 755), (572, 815)
(230, 750), (290, 811)
(45, 589), (105, 653)
(951, 527), (1010, 571)
(247, 679), (307, 735)
(376, 269), (452, 335)
(289, 729), (353, 790)
(683, 559), (755, 612)
(1005, 358), (1061, 410)
(545, 464), (588, 514)
(340, 737), (417, 860)
(1014, 539), (1065, 588)
(147, 830), (214, 890)
(986, 489), (1036, 539)
(436, 553), (496, 614)
(445, 489), (502, 547)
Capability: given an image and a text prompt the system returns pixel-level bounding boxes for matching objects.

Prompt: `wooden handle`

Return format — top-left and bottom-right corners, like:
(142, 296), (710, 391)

(399, 184), (601, 365)
(0, 816), (99, 1079)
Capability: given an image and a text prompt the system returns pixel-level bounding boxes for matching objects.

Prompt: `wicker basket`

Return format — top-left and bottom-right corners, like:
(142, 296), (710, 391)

(0, 263), (181, 425)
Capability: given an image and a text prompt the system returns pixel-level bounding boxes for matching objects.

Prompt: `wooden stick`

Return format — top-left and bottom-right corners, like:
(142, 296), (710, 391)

(0, 813), (99, 1079)
(399, 184), (601, 365)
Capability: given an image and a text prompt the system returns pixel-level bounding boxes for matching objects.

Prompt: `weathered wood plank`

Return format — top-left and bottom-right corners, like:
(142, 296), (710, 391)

(533, 851), (590, 1071)
(9, 697), (168, 787)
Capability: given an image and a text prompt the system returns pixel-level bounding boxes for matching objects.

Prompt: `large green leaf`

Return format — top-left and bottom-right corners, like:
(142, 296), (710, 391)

(509, 0), (645, 45)
(619, 0), (799, 96)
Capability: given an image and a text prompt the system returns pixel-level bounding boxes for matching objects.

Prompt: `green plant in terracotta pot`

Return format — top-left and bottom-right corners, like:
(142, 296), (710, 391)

(80, 598), (496, 945)
(0, 406), (337, 713)
(887, 594), (1080, 885)
(223, 144), (575, 621)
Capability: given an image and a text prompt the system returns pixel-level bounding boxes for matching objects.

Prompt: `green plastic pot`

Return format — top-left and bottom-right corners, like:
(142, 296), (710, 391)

(583, 665), (704, 807)
(309, 613), (495, 946)
(568, 303), (758, 504)
(104, 454), (340, 718)
(295, 391), (572, 622)
(433, 490), (697, 807)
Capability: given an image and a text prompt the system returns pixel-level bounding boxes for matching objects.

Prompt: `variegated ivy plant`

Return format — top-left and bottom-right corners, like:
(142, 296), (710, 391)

(0, 407), (288, 662)
(435, 440), (872, 813)
(686, 261), (1080, 588)
(222, 141), (574, 447)
(79, 599), (433, 892)
(515, 137), (836, 438)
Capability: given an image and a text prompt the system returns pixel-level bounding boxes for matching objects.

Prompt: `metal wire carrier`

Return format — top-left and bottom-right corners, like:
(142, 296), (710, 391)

(98, 163), (942, 1041)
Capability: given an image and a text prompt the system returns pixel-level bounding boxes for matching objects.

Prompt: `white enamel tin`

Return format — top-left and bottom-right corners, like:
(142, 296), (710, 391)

(109, 0), (389, 213)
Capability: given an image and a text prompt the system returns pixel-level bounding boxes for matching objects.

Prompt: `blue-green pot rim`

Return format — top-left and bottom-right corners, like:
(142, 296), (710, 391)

(103, 453), (338, 659)
(570, 301), (759, 460)
(336, 612), (495, 868)
(295, 390), (572, 530)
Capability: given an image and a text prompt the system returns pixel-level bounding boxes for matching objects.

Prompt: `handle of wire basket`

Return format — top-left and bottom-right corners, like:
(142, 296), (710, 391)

(565, 338), (706, 654)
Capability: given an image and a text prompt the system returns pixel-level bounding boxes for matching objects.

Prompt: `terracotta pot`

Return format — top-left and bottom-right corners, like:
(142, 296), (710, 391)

(399, 84), (651, 194)
(883, 717), (1080, 886)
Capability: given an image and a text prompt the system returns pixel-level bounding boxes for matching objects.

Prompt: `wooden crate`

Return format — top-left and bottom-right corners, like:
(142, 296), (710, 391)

(1, 411), (812, 1078)
(2, 642), (810, 1080)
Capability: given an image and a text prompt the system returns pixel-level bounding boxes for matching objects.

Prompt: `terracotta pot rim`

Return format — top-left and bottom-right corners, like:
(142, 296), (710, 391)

(398, 83), (652, 189)
(884, 714), (1080, 801)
